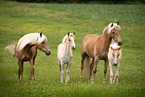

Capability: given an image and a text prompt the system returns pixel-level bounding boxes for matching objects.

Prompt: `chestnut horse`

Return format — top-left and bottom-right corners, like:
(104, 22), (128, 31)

(81, 22), (122, 84)
(5, 32), (51, 82)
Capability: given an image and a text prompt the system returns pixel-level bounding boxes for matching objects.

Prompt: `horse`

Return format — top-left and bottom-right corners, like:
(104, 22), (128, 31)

(57, 32), (76, 84)
(81, 22), (122, 84)
(108, 40), (122, 84)
(5, 32), (51, 82)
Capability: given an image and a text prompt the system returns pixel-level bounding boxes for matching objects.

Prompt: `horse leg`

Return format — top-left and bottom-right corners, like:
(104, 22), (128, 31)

(65, 62), (71, 84)
(29, 58), (35, 80)
(103, 59), (109, 83)
(80, 53), (87, 78)
(113, 63), (120, 84)
(60, 61), (64, 83)
(18, 59), (23, 82)
(109, 62), (113, 84)
(90, 58), (94, 79)
(91, 57), (99, 84)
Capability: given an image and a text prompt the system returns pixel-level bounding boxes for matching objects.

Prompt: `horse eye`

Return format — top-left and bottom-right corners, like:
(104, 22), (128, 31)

(112, 54), (114, 56)
(69, 39), (71, 42)
(42, 42), (45, 44)
(112, 32), (115, 35)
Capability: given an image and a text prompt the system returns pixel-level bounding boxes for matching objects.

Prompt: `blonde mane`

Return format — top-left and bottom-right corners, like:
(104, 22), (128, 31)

(103, 23), (121, 34)
(16, 33), (47, 51)
(62, 33), (75, 43)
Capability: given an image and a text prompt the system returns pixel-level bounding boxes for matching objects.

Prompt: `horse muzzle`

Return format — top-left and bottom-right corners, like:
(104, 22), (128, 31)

(44, 49), (51, 56)
(72, 46), (76, 50)
(113, 63), (118, 66)
(115, 39), (122, 46)
(118, 40), (122, 46)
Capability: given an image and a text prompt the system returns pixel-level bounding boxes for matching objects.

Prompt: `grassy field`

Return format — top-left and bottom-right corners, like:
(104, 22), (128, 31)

(0, 1), (145, 97)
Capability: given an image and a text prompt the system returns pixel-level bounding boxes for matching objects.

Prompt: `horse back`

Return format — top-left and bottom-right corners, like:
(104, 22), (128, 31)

(81, 34), (100, 58)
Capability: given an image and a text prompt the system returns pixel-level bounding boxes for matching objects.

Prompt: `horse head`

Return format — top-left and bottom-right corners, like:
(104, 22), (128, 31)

(36, 32), (51, 55)
(110, 46), (121, 66)
(68, 32), (76, 50)
(109, 22), (122, 46)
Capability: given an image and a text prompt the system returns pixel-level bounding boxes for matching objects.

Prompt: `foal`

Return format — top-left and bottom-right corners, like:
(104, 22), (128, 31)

(57, 32), (76, 84)
(81, 22), (122, 84)
(5, 32), (51, 82)
(108, 40), (122, 84)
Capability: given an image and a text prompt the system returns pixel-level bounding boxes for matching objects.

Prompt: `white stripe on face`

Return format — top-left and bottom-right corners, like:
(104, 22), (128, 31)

(113, 51), (118, 65)
(70, 37), (76, 49)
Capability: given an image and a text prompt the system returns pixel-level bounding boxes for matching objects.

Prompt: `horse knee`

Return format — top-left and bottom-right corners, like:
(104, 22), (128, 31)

(18, 68), (23, 74)
(66, 69), (69, 74)
(61, 70), (64, 75)
(104, 69), (107, 74)
(115, 73), (119, 77)
(81, 65), (84, 70)
(93, 69), (96, 74)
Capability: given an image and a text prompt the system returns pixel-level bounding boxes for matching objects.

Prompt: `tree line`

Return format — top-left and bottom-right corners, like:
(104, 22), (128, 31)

(10, 0), (145, 3)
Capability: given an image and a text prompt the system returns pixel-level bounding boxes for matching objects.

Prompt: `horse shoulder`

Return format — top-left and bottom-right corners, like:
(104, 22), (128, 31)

(118, 48), (122, 62)
(58, 43), (68, 60)
(108, 48), (113, 61)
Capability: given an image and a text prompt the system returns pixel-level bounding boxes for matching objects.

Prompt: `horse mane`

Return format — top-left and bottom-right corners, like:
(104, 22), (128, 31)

(103, 23), (121, 34)
(62, 33), (75, 43)
(16, 33), (47, 51)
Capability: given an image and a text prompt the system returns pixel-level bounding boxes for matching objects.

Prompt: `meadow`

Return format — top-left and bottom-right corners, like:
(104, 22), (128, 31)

(0, 1), (145, 97)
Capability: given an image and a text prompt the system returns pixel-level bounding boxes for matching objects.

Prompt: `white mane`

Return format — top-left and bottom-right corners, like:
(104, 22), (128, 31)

(16, 33), (47, 51)
(103, 23), (121, 34)
(62, 33), (75, 43)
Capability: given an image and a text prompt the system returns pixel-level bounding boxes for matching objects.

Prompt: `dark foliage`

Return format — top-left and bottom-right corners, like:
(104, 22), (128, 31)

(9, 0), (145, 3)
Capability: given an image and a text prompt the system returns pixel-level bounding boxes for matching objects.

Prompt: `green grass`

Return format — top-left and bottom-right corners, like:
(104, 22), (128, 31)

(0, 1), (145, 97)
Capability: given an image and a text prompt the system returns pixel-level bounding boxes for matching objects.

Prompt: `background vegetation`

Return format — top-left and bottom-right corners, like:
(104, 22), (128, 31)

(8, 0), (145, 4)
(0, 1), (145, 97)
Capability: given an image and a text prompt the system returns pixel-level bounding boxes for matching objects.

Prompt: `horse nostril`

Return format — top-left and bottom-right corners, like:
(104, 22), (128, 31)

(72, 47), (76, 50)
(46, 50), (51, 55)
(113, 63), (117, 66)
(48, 51), (51, 55)
(118, 41), (122, 46)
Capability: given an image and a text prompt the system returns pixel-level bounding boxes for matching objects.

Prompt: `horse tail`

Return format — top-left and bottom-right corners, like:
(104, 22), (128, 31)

(5, 44), (17, 57)
(84, 56), (91, 79)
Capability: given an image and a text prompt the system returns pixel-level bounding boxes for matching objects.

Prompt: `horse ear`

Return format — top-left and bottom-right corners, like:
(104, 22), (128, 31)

(111, 23), (113, 27)
(40, 32), (42, 37)
(73, 32), (75, 35)
(118, 46), (121, 50)
(68, 32), (70, 36)
(111, 47), (113, 50)
(117, 22), (119, 25)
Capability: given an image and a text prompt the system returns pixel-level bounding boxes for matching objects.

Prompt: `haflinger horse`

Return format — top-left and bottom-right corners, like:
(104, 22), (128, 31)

(108, 39), (122, 84)
(5, 32), (51, 82)
(81, 22), (122, 84)
(57, 32), (76, 84)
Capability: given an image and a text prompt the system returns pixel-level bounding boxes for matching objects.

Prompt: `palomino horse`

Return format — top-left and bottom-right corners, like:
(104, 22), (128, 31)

(81, 22), (122, 84)
(108, 40), (122, 84)
(5, 32), (51, 82)
(57, 32), (76, 84)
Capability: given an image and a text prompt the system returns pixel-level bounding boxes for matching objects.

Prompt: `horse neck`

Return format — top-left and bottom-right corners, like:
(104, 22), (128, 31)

(100, 30), (112, 51)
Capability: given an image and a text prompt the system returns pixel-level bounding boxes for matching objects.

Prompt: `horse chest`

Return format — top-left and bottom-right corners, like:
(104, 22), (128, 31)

(62, 53), (72, 62)
(98, 51), (108, 60)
